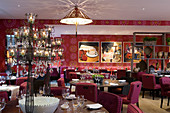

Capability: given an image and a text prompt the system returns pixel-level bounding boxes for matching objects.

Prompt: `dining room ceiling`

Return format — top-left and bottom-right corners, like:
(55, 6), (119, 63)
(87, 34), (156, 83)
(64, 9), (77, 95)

(0, 0), (170, 20)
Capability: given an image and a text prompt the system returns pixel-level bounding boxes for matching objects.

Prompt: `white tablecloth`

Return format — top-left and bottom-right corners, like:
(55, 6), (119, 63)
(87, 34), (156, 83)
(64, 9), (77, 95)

(0, 85), (19, 100)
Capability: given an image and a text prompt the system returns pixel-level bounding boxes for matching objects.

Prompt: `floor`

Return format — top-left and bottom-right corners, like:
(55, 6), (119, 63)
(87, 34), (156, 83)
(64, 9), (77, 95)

(52, 81), (170, 113)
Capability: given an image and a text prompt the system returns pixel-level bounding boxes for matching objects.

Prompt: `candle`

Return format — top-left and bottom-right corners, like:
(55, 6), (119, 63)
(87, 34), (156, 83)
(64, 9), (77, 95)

(58, 51), (62, 56)
(10, 49), (15, 56)
(56, 40), (61, 46)
(45, 51), (49, 57)
(21, 50), (25, 56)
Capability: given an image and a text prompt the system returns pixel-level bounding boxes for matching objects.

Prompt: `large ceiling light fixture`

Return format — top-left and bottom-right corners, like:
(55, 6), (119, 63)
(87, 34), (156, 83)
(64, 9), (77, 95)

(60, 6), (93, 37)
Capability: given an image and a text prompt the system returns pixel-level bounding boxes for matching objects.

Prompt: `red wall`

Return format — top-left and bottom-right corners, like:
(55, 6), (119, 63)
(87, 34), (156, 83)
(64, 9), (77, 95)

(0, 19), (170, 72)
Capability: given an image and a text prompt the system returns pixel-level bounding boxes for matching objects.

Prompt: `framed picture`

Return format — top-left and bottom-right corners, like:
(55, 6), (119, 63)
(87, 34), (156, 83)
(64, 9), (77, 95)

(78, 41), (99, 63)
(101, 42), (122, 63)
(123, 42), (144, 63)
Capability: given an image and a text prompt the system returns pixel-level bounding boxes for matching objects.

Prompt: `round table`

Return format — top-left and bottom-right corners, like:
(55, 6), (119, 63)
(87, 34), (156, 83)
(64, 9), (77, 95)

(2, 96), (109, 113)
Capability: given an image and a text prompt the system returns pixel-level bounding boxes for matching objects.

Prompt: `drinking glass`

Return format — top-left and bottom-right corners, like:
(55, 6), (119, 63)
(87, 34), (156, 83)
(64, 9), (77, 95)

(0, 98), (6, 113)
(72, 99), (79, 112)
(78, 95), (84, 112)
(113, 75), (117, 80)
(110, 74), (114, 82)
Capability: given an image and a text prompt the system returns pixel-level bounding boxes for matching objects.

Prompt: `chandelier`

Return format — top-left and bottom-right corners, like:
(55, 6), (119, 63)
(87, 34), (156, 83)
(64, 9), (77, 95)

(60, 5), (93, 37)
(7, 13), (64, 113)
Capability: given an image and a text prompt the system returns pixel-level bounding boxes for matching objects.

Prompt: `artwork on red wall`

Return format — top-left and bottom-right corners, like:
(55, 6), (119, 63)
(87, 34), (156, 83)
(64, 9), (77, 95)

(78, 41), (99, 63)
(101, 42), (122, 63)
(123, 42), (144, 63)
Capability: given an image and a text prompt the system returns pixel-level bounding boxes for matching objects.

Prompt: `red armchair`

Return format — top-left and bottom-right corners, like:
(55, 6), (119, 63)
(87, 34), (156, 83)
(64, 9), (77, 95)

(57, 78), (65, 87)
(117, 70), (126, 79)
(75, 83), (98, 102)
(127, 104), (144, 113)
(142, 74), (161, 100)
(0, 91), (8, 103)
(98, 91), (122, 113)
(119, 81), (142, 107)
(159, 77), (170, 108)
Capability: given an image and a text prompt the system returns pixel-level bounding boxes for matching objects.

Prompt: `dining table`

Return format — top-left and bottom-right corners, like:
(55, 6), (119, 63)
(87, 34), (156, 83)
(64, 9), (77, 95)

(69, 79), (129, 91)
(2, 96), (109, 113)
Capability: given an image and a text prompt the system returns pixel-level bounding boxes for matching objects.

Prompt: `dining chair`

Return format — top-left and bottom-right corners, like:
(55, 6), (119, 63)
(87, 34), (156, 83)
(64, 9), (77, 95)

(127, 103), (144, 113)
(16, 77), (28, 86)
(137, 72), (146, 81)
(159, 77), (170, 108)
(119, 81), (142, 107)
(98, 91), (122, 113)
(51, 87), (70, 96)
(117, 70), (126, 79)
(50, 68), (59, 80)
(57, 78), (65, 87)
(0, 91), (8, 102)
(142, 74), (161, 100)
(75, 83), (98, 102)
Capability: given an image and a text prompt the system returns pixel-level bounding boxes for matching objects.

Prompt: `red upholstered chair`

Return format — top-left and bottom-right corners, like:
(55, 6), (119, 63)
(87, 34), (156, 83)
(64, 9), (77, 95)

(142, 74), (161, 100)
(16, 77), (28, 86)
(98, 91), (122, 113)
(57, 78), (65, 87)
(127, 104), (144, 113)
(50, 68), (59, 80)
(117, 70), (126, 79)
(119, 81), (142, 107)
(51, 87), (70, 96)
(159, 77), (170, 108)
(75, 83), (98, 102)
(0, 91), (8, 102)
(137, 72), (146, 81)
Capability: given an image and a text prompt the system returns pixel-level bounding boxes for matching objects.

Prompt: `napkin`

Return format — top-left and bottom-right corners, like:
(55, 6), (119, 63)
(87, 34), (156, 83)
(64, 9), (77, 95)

(118, 80), (126, 83)
(86, 103), (103, 109)
(110, 83), (118, 86)
(165, 75), (170, 77)
(72, 79), (79, 82)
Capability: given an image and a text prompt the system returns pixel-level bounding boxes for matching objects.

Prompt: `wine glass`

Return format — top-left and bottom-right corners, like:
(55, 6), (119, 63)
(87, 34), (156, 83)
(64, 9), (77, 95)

(78, 95), (84, 112)
(0, 98), (6, 113)
(110, 74), (114, 82)
(72, 98), (79, 112)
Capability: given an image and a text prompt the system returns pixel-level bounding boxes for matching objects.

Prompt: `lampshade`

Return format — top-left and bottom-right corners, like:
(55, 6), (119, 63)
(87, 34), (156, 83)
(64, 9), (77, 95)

(60, 6), (93, 25)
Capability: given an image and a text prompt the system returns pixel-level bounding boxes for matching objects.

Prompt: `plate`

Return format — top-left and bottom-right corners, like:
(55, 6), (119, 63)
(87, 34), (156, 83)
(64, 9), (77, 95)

(86, 103), (103, 110)
(86, 52), (98, 58)
(118, 80), (126, 83)
(61, 104), (69, 109)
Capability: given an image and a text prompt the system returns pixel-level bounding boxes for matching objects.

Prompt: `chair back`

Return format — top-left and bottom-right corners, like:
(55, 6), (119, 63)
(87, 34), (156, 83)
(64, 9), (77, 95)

(51, 87), (70, 96)
(159, 77), (170, 96)
(57, 78), (65, 87)
(117, 70), (126, 79)
(66, 69), (75, 80)
(16, 77), (28, 85)
(142, 74), (156, 89)
(50, 68), (58, 77)
(98, 92), (122, 113)
(75, 83), (97, 102)
(0, 91), (8, 102)
(127, 104), (144, 113)
(137, 72), (146, 81)
(127, 81), (142, 104)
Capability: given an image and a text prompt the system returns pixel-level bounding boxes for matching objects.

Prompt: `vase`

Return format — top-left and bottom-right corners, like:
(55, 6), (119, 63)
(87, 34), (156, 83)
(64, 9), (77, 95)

(158, 51), (163, 58)
(164, 52), (168, 59)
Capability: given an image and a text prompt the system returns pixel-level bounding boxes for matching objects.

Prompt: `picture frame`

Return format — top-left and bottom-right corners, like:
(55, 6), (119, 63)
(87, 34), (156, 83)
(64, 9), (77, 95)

(123, 42), (144, 63)
(101, 42), (122, 63)
(78, 41), (99, 63)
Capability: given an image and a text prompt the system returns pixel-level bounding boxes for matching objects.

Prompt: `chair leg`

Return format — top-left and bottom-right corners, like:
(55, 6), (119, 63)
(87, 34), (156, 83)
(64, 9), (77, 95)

(121, 104), (123, 111)
(167, 97), (170, 106)
(136, 102), (139, 107)
(150, 91), (152, 96)
(152, 90), (155, 100)
(142, 89), (145, 98)
(160, 96), (163, 108)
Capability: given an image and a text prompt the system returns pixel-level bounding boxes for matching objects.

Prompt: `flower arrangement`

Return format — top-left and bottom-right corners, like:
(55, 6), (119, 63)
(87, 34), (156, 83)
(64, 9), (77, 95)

(143, 37), (157, 45)
(92, 74), (104, 78)
(166, 37), (170, 45)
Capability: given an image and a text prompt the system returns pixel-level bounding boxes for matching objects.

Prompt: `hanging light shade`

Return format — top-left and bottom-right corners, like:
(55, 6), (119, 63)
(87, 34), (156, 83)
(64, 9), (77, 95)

(60, 6), (93, 25)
